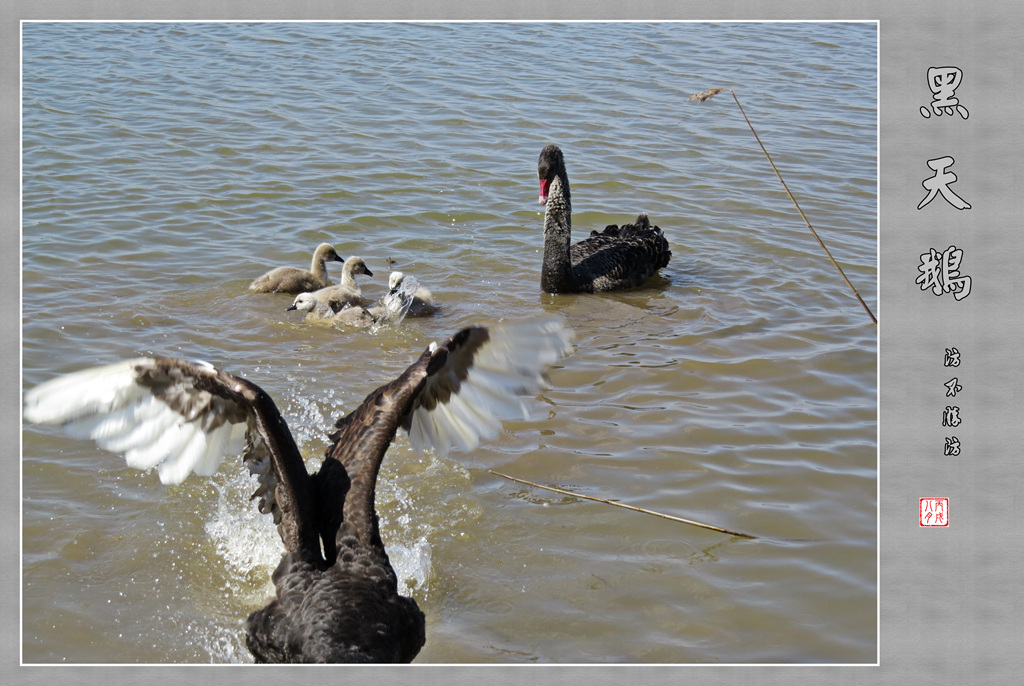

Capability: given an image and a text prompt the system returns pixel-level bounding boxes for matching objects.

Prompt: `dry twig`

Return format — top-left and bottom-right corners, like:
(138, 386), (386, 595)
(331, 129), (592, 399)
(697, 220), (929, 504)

(689, 87), (877, 325)
(488, 469), (757, 539)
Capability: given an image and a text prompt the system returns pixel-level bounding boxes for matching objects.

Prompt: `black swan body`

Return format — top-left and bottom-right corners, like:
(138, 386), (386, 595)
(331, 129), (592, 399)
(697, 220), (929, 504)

(23, 318), (572, 663)
(537, 144), (671, 293)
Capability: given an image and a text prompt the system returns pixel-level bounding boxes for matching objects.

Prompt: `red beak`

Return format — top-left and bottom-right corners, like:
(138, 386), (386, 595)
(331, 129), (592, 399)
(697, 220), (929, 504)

(539, 177), (551, 204)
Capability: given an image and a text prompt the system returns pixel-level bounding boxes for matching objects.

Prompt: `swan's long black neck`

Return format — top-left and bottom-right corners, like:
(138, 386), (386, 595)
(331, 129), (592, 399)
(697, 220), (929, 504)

(324, 350), (432, 559)
(541, 172), (576, 293)
(237, 379), (322, 560)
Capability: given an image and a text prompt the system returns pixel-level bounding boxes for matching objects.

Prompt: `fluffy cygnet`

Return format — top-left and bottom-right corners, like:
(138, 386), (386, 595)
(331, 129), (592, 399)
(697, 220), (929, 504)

(249, 243), (344, 294)
(388, 271), (437, 317)
(311, 256), (374, 312)
(288, 293), (378, 328)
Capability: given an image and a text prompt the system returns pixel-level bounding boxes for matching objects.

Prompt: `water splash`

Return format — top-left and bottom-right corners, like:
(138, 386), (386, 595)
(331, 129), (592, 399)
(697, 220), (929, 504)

(388, 535), (433, 596)
(369, 273), (418, 334)
(192, 469), (284, 662)
(197, 447), (442, 660)
(204, 471), (283, 593)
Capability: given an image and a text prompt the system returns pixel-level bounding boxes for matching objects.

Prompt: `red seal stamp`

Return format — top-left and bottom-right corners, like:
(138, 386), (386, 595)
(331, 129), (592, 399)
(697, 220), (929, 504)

(920, 498), (948, 527)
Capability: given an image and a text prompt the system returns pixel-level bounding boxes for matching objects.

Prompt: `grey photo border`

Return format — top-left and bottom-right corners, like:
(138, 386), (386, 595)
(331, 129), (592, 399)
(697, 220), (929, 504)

(7, 0), (1019, 684)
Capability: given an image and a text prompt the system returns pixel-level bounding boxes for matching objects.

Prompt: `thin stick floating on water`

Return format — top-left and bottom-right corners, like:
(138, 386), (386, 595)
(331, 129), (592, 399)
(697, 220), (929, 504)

(689, 87), (877, 326)
(488, 469), (758, 540)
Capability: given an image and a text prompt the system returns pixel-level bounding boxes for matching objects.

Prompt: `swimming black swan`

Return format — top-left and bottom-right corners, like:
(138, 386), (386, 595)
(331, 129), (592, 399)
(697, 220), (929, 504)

(23, 317), (572, 663)
(537, 144), (671, 293)
(249, 242), (345, 294)
(312, 256), (374, 312)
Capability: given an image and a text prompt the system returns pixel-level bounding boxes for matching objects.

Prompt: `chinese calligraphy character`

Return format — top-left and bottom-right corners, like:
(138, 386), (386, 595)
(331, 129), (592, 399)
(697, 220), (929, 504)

(942, 406), (961, 427)
(916, 246), (972, 300)
(918, 156), (971, 210)
(944, 436), (961, 456)
(944, 347), (961, 367)
(944, 378), (962, 397)
(920, 66), (970, 119)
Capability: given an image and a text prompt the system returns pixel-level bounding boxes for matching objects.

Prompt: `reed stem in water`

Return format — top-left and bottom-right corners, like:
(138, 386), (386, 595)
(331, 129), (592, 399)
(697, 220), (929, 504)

(689, 87), (877, 325)
(488, 469), (758, 539)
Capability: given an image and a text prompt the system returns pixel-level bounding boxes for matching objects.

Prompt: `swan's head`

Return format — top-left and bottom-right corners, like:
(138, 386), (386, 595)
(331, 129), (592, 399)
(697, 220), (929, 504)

(314, 243), (345, 264)
(287, 293), (318, 313)
(344, 256), (373, 278)
(388, 271), (405, 292)
(537, 144), (564, 205)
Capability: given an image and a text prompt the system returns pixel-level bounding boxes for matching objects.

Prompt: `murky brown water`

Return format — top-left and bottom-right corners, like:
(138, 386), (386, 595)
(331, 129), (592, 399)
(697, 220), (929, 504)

(22, 21), (877, 663)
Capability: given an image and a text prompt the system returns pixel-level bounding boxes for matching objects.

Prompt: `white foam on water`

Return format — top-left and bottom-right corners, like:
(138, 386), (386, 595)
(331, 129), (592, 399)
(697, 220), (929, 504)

(387, 535), (434, 597)
(204, 470), (283, 594)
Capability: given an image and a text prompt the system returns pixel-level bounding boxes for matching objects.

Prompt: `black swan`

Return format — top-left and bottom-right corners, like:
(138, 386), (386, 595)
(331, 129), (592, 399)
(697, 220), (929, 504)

(311, 256), (375, 312)
(249, 242), (345, 294)
(537, 144), (671, 293)
(23, 317), (572, 663)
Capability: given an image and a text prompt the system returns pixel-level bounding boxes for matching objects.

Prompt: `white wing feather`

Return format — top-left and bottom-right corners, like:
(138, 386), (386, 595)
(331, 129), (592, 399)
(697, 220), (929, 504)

(406, 316), (572, 456)
(25, 317), (572, 482)
(23, 361), (145, 425)
(24, 359), (250, 485)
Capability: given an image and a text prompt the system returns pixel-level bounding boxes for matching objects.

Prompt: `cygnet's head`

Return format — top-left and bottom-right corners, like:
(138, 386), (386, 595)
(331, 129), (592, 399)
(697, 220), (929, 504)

(388, 271), (405, 292)
(345, 256), (374, 278)
(315, 243), (344, 264)
(287, 293), (319, 313)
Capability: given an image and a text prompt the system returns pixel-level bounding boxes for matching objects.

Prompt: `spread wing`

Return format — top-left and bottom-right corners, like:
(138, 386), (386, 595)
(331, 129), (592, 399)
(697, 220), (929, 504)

(320, 316), (573, 554)
(401, 316), (573, 455)
(23, 357), (320, 556)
